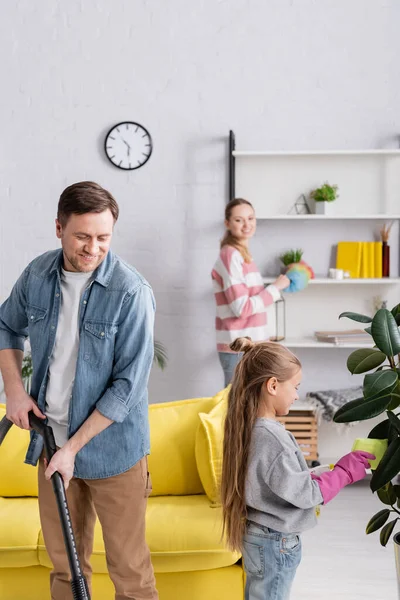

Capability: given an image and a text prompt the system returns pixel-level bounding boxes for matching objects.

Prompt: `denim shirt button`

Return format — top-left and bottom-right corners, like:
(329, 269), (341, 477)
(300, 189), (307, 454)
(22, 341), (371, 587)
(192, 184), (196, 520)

(84, 353), (89, 360)
(56, 293), (60, 297)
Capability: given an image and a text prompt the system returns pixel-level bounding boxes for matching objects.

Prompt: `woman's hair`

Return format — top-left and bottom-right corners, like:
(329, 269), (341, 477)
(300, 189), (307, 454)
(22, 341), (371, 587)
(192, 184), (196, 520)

(57, 181), (119, 226)
(221, 198), (254, 263)
(220, 336), (302, 551)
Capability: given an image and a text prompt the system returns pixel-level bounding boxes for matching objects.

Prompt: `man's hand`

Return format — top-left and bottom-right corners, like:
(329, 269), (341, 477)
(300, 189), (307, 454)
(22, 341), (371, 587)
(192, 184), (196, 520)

(6, 388), (46, 430)
(44, 446), (76, 490)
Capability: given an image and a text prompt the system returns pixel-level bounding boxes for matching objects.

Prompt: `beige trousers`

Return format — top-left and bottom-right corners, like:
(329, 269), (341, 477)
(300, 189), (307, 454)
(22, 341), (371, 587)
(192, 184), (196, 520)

(38, 456), (158, 600)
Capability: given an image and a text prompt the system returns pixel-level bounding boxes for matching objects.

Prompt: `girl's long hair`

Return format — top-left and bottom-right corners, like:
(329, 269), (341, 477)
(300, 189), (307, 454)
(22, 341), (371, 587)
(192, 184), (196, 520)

(221, 198), (254, 263)
(220, 337), (301, 551)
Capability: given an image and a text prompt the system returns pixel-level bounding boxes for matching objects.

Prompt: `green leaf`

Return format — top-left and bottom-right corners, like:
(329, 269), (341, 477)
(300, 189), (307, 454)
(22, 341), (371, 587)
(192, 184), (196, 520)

(333, 395), (392, 424)
(392, 304), (400, 325)
(380, 518), (398, 546)
(394, 485), (400, 499)
(389, 424), (399, 444)
(366, 509), (391, 534)
(363, 370), (398, 400)
(371, 438), (400, 492)
(368, 419), (390, 439)
(377, 482), (397, 505)
(339, 311), (372, 323)
(387, 411), (400, 436)
(346, 349), (386, 375)
(364, 326), (372, 335)
(371, 309), (400, 357)
(153, 340), (168, 370)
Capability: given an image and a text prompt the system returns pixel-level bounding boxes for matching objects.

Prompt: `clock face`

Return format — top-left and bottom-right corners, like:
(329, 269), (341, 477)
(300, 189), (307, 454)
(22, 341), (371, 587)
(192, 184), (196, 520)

(104, 122), (153, 170)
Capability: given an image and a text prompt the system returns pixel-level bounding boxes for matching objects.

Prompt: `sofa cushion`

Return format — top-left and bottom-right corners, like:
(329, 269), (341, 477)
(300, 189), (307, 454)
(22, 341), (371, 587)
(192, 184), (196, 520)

(148, 391), (226, 496)
(0, 404), (38, 497)
(37, 495), (240, 573)
(195, 392), (228, 505)
(0, 498), (41, 567)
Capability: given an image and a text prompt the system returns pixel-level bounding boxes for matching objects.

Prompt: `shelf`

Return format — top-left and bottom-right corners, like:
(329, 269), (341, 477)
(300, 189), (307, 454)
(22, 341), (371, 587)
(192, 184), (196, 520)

(233, 150), (400, 157)
(256, 214), (400, 220)
(278, 337), (373, 349)
(263, 277), (400, 285)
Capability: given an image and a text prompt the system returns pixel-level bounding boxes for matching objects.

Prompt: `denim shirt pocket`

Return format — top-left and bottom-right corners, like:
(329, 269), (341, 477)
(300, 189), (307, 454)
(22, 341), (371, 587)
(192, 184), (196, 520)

(27, 304), (48, 351)
(83, 320), (118, 368)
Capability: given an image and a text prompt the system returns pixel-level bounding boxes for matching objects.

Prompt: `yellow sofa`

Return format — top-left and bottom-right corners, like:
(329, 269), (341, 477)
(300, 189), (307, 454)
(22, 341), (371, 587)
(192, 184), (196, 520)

(0, 390), (244, 600)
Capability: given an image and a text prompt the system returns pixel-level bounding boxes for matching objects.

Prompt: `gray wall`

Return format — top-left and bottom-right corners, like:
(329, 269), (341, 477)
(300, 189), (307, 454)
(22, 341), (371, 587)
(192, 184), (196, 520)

(1, 1), (399, 414)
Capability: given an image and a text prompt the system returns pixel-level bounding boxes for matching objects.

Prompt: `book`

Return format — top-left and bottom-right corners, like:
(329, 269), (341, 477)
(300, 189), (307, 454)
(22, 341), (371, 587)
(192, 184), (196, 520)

(360, 242), (368, 278)
(336, 242), (362, 278)
(314, 329), (371, 345)
(374, 241), (383, 278)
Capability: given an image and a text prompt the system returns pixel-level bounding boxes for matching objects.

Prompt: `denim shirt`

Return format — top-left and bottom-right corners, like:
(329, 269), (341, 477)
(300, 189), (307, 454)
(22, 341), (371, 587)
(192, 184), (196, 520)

(0, 249), (155, 479)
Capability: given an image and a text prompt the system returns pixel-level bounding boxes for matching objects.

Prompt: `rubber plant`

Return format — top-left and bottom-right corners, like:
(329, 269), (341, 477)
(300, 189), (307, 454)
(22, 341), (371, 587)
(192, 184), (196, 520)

(333, 304), (400, 546)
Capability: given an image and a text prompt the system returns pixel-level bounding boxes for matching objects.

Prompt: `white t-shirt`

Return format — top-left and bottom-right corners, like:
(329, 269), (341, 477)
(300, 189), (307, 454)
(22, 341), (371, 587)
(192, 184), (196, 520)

(45, 268), (93, 447)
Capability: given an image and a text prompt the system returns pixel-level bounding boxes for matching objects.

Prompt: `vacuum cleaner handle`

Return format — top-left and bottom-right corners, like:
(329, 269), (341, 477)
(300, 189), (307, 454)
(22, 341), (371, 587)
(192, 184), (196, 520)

(0, 413), (90, 600)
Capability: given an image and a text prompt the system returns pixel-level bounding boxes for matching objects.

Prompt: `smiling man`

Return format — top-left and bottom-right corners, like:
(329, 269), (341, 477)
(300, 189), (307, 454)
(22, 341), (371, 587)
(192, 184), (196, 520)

(0, 181), (158, 600)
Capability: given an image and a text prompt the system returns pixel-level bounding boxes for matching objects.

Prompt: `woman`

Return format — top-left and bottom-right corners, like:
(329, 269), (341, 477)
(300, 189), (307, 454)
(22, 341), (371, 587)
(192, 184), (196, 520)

(211, 198), (289, 386)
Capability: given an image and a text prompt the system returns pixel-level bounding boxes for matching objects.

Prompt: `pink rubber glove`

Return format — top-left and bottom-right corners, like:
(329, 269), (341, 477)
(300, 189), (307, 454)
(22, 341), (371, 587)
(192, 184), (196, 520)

(311, 451), (375, 504)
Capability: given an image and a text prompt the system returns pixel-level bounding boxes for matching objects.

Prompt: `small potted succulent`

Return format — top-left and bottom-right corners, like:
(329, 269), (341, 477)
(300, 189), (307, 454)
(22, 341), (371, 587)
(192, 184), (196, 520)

(310, 182), (339, 215)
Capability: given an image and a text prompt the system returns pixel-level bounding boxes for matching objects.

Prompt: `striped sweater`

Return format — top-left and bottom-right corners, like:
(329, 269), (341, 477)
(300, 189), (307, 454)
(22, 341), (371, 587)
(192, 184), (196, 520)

(211, 245), (280, 351)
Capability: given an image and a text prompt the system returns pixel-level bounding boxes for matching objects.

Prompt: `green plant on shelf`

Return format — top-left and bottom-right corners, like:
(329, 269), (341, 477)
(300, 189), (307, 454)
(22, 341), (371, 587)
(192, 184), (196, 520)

(310, 182), (339, 203)
(279, 248), (303, 266)
(333, 304), (400, 546)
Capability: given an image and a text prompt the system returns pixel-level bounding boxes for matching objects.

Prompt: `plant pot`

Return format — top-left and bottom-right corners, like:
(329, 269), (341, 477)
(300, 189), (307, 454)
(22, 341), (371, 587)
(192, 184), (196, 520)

(314, 201), (335, 215)
(394, 532), (400, 598)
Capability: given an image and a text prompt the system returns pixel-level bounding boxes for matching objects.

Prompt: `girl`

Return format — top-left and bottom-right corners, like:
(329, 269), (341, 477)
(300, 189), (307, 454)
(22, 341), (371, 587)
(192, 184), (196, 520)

(221, 337), (374, 600)
(211, 198), (290, 387)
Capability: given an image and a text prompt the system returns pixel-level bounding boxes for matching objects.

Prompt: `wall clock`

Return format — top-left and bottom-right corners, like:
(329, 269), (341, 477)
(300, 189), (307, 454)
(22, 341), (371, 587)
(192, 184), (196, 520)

(104, 122), (153, 170)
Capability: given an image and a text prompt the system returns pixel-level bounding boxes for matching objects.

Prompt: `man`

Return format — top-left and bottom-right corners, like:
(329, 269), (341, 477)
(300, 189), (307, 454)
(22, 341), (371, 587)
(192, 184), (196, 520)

(0, 181), (158, 600)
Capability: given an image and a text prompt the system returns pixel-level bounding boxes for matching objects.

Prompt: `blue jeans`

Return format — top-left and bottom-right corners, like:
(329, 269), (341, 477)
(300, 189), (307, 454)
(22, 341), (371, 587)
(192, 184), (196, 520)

(242, 520), (302, 600)
(218, 352), (243, 387)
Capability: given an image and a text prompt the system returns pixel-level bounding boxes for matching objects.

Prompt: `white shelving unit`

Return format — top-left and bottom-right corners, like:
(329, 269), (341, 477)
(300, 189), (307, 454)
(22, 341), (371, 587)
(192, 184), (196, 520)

(263, 277), (400, 285)
(283, 337), (373, 349)
(233, 149), (400, 157)
(256, 214), (400, 221)
(228, 129), (400, 351)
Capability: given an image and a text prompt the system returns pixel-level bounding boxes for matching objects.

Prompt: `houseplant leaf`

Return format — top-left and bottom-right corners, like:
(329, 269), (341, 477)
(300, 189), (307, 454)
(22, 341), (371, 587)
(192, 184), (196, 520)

(366, 509), (390, 534)
(392, 303), (400, 325)
(153, 340), (168, 370)
(380, 518), (398, 546)
(368, 419), (390, 439)
(363, 370), (398, 400)
(346, 348), (386, 374)
(371, 438), (400, 492)
(371, 309), (400, 356)
(387, 411), (400, 436)
(333, 395), (392, 424)
(377, 482), (397, 506)
(339, 312), (372, 323)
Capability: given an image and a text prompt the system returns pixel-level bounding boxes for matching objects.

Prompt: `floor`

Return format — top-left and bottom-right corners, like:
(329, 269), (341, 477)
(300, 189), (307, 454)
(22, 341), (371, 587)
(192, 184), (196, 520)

(292, 479), (398, 599)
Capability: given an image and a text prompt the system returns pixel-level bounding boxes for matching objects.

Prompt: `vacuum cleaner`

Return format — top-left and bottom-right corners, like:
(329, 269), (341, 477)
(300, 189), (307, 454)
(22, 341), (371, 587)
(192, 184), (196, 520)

(0, 412), (90, 600)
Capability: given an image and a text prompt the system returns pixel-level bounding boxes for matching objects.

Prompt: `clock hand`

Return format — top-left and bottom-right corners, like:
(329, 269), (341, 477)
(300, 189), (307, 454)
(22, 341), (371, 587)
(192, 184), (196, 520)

(121, 139), (131, 157)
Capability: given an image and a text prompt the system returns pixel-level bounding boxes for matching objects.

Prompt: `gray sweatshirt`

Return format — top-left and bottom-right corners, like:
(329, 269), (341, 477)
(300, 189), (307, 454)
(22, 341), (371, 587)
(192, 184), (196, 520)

(245, 418), (323, 533)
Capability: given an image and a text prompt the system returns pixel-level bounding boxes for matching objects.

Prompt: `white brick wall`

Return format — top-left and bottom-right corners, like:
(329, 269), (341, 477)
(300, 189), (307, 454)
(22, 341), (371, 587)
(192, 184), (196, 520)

(1, 0), (400, 458)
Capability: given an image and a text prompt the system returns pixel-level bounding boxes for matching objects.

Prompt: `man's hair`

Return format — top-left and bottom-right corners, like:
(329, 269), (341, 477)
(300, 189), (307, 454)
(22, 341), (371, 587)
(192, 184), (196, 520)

(57, 181), (119, 226)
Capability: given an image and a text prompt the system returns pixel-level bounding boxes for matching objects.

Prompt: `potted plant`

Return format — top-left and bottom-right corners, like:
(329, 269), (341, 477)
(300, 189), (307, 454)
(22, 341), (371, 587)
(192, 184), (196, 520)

(310, 182), (339, 215)
(279, 249), (315, 280)
(279, 248), (304, 267)
(333, 304), (400, 591)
